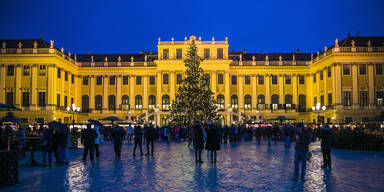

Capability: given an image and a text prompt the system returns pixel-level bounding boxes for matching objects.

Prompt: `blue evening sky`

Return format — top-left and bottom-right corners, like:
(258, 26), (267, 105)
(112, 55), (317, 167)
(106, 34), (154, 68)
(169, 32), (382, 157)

(0, 0), (383, 54)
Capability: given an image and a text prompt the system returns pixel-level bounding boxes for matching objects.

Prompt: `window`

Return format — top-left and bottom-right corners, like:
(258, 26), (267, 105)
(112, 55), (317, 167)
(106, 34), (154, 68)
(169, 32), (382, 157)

(122, 75), (129, 85)
(136, 76), (142, 85)
(122, 95), (129, 110)
(23, 66), (30, 76)
(162, 95), (170, 110)
(83, 76), (89, 85)
(271, 75), (277, 84)
(109, 76), (116, 85)
(328, 93), (332, 106)
(285, 75), (291, 84)
(218, 74), (224, 84)
(359, 64), (367, 75)
(7, 65), (14, 76)
(108, 95), (116, 110)
(231, 95), (238, 110)
(57, 68), (61, 78)
(65, 71), (68, 81)
(163, 74), (169, 85)
(163, 49), (169, 59)
(257, 95), (265, 110)
(204, 48), (210, 59)
(22, 92), (30, 106)
(217, 48), (223, 59)
(95, 95), (102, 110)
(376, 91), (384, 106)
(57, 94), (60, 107)
(231, 75), (237, 85)
(343, 91), (352, 106)
(244, 95), (252, 110)
(313, 74), (316, 83)
(245, 75), (250, 85)
(148, 95), (156, 110)
(359, 91), (368, 106)
(328, 67), (332, 77)
(258, 75), (264, 85)
(39, 65), (46, 76)
(176, 74), (182, 84)
(135, 95), (143, 110)
(285, 94), (292, 110)
(96, 76), (103, 85)
(299, 75), (305, 84)
(376, 64), (383, 75)
(64, 96), (68, 107)
(82, 95), (89, 112)
(343, 64), (350, 75)
(362, 117), (370, 122)
(149, 76), (155, 85)
(6, 92), (14, 105)
(320, 95), (324, 106)
(298, 94), (306, 112)
(38, 92), (46, 106)
(204, 74), (210, 85)
(320, 71), (323, 80)
(71, 75), (74, 84)
(271, 94), (279, 110)
(176, 49), (182, 59)
(217, 95), (225, 110)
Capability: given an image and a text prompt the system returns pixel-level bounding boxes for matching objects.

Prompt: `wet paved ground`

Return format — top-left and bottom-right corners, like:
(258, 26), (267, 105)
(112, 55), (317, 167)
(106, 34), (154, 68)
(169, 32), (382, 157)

(3, 140), (384, 192)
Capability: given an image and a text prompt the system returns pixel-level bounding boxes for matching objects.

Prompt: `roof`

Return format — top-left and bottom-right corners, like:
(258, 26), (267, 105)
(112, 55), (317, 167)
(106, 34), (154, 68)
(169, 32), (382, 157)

(1, 39), (51, 48)
(230, 53), (313, 61)
(338, 36), (384, 47)
(74, 54), (157, 62)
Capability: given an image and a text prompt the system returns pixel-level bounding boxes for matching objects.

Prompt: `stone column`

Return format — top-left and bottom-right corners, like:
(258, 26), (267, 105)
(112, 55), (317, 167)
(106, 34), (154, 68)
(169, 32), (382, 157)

(306, 74), (312, 109)
(143, 75), (148, 111)
(323, 70), (328, 106)
(116, 75), (122, 112)
(103, 75), (109, 112)
(252, 75), (257, 112)
(352, 64), (359, 109)
(211, 70), (217, 94)
(47, 64), (56, 110)
(90, 76), (95, 111)
(31, 64), (38, 110)
(265, 75), (271, 109)
(335, 64), (342, 109)
(225, 71), (230, 109)
(130, 75), (135, 111)
(15, 64), (22, 107)
(156, 71), (162, 110)
(317, 72), (320, 104)
(279, 75), (284, 107)
(368, 63), (375, 109)
(170, 71), (175, 102)
(332, 66), (336, 107)
(61, 68), (65, 107)
(0, 64), (5, 103)
(292, 74), (298, 107)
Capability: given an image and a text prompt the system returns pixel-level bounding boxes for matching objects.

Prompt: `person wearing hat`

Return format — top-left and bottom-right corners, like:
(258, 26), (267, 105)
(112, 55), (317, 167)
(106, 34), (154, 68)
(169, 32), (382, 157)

(320, 125), (335, 168)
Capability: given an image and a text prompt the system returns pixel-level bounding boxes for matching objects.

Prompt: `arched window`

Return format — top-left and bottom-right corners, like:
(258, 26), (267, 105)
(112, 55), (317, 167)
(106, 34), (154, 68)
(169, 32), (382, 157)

(122, 95), (129, 110)
(95, 95), (102, 110)
(244, 95), (252, 110)
(148, 95), (156, 110)
(135, 95), (142, 110)
(217, 94), (225, 110)
(257, 94), (265, 110)
(299, 94), (306, 112)
(231, 95), (238, 110)
(108, 95), (116, 110)
(285, 94), (293, 110)
(162, 95), (170, 110)
(271, 94), (279, 110)
(81, 95), (89, 112)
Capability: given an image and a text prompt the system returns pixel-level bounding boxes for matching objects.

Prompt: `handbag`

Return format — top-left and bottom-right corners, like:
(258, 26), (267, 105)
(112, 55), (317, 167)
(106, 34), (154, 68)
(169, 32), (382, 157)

(306, 151), (312, 161)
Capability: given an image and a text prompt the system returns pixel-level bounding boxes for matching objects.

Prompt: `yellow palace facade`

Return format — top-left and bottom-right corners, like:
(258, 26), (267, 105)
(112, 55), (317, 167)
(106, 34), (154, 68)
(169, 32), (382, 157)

(0, 35), (384, 126)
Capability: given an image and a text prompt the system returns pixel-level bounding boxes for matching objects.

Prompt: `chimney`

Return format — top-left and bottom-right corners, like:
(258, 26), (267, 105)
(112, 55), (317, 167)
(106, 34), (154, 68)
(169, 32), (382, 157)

(357, 32), (360, 37)
(347, 32), (350, 38)
(296, 49), (300, 53)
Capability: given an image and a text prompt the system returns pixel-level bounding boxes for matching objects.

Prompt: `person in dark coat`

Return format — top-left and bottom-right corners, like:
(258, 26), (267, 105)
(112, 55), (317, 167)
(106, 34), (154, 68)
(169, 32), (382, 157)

(55, 125), (68, 164)
(111, 124), (126, 158)
(41, 126), (54, 165)
(133, 124), (143, 156)
(205, 122), (221, 163)
(266, 125), (273, 147)
(145, 123), (156, 155)
(320, 125), (335, 168)
(81, 124), (97, 160)
(294, 124), (312, 180)
(193, 121), (204, 163)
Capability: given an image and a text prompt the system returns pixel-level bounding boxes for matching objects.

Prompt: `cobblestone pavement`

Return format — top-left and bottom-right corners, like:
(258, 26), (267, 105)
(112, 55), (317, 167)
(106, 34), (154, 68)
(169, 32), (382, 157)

(3, 140), (384, 192)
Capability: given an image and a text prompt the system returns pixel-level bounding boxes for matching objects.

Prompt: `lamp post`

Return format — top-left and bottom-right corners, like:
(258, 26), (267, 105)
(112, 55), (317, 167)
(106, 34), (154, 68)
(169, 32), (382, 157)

(312, 103), (326, 123)
(67, 103), (80, 127)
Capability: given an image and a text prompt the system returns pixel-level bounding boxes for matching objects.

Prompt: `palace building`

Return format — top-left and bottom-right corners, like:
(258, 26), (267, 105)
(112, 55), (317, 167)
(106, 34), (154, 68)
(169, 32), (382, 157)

(0, 34), (383, 126)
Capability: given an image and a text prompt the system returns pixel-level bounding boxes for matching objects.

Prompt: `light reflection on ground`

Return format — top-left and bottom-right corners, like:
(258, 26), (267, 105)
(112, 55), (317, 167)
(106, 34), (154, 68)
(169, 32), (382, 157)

(3, 140), (384, 191)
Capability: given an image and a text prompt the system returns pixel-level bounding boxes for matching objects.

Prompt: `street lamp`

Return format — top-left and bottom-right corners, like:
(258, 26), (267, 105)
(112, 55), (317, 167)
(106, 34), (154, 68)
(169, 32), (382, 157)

(312, 103), (326, 123)
(67, 103), (80, 127)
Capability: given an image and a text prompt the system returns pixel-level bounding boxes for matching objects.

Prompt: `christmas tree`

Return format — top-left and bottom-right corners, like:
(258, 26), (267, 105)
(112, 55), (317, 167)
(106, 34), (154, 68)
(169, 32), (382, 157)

(170, 40), (217, 125)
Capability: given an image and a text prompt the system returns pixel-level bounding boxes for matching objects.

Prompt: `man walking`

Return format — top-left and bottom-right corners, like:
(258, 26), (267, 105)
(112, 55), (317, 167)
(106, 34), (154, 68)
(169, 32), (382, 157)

(320, 125), (335, 168)
(111, 123), (126, 158)
(145, 123), (156, 155)
(81, 124), (97, 161)
(133, 124), (143, 156)
(294, 124), (312, 180)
